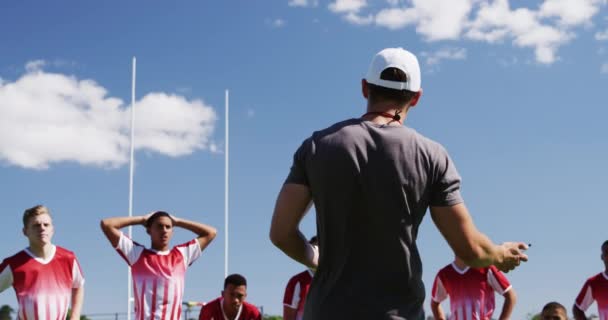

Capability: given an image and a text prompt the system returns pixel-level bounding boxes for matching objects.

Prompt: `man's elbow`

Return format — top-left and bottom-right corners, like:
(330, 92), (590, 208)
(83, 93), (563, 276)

(99, 219), (110, 232)
(207, 227), (218, 241)
(269, 226), (287, 249)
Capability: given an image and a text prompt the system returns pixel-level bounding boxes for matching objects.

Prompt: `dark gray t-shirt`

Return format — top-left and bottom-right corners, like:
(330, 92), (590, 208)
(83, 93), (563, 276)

(285, 118), (463, 320)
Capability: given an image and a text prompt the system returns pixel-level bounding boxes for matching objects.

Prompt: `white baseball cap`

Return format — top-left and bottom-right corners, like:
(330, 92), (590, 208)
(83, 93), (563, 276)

(365, 47), (421, 92)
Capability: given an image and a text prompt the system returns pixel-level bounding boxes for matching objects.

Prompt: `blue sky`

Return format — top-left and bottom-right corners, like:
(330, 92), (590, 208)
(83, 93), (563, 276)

(1, 0), (607, 318)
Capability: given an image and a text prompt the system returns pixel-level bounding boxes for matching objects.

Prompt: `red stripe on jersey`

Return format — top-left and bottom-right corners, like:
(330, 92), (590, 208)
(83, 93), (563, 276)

(150, 280), (158, 318)
(170, 281), (179, 320)
(160, 280), (169, 320)
(33, 300), (39, 320)
(133, 280), (139, 318)
(20, 300), (27, 320)
(176, 280), (183, 320)
(140, 281), (146, 320)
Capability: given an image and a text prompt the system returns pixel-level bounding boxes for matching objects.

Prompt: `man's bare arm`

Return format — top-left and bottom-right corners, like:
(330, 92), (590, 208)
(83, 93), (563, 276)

(431, 203), (528, 272)
(269, 184), (316, 268)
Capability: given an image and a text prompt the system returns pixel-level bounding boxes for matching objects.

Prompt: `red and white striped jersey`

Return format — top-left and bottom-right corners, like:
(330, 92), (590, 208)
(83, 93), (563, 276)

(283, 270), (313, 320)
(431, 263), (511, 320)
(575, 272), (608, 320)
(116, 233), (202, 320)
(0, 245), (85, 320)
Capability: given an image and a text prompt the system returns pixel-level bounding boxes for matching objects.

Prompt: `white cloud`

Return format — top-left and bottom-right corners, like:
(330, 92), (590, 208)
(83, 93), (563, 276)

(375, 0), (473, 40)
(345, 12), (374, 25)
(375, 8), (418, 30)
(410, 0), (474, 41)
(288, 0), (319, 7)
(466, 0), (573, 64)
(0, 62), (217, 170)
(539, 0), (602, 26)
(602, 62), (608, 73)
(326, 0), (607, 64)
(421, 47), (467, 65)
(596, 28), (608, 40)
(329, 0), (367, 13)
(25, 60), (46, 72)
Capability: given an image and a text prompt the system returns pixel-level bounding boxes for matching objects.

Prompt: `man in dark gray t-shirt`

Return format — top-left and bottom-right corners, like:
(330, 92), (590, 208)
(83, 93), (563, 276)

(270, 48), (529, 320)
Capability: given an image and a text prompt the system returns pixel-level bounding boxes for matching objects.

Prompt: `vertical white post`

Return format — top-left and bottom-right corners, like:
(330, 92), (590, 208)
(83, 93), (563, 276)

(127, 57), (137, 320)
(225, 89), (229, 279)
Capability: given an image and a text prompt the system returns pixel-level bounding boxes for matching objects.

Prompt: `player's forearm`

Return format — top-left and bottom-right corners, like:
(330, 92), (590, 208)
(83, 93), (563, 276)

(463, 232), (503, 268)
(430, 301), (446, 320)
(498, 290), (516, 320)
(573, 305), (587, 320)
(101, 216), (145, 231)
(173, 217), (217, 238)
(69, 286), (84, 320)
(283, 306), (297, 320)
(174, 217), (217, 250)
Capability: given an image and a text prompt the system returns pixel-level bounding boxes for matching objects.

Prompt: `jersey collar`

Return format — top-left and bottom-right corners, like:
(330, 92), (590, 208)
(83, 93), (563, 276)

(220, 298), (243, 320)
(451, 262), (470, 275)
(24, 245), (56, 264)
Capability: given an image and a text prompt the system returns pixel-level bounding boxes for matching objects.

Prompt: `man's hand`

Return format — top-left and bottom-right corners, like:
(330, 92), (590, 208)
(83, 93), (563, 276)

(495, 242), (528, 273)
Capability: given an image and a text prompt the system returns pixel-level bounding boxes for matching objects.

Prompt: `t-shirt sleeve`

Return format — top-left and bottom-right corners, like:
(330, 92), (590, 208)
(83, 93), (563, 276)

(429, 144), (463, 207)
(284, 138), (312, 186)
(487, 266), (511, 295)
(72, 257), (85, 288)
(176, 239), (202, 267)
(0, 259), (13, 293)
(575, 279), (595, 311)
(283, 276), (301, 309)
(116, 232), (144, 266)
(431, 272), (448, 303)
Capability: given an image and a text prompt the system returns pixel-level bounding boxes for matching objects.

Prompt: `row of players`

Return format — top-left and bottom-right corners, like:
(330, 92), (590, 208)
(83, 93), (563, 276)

(1, 205), (607, 320)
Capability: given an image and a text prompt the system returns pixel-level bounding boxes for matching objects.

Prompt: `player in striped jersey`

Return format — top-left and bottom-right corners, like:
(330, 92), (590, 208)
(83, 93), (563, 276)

(283, 236), (317, 320)
(430, 256), (516, 320)
(573, 240), (608, 320)
(0, 205), (85, 320)
(101, 211), (216, 320)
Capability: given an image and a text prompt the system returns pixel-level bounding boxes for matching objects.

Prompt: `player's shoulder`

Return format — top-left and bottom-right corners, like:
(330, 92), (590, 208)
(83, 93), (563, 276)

(1, 250), (28, 266)
(293, 269), (313, 281)
(437, 263), (455, 275)
(174, 239), (198, 249)
(54, 245), (79, 260)
(587, 272), (608, 283)
(242, 301), (261, 315)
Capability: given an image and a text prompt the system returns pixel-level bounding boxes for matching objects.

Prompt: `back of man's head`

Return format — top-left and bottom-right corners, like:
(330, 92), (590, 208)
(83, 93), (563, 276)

(224, 273), (247, 289)
(365, 48), (421, 106)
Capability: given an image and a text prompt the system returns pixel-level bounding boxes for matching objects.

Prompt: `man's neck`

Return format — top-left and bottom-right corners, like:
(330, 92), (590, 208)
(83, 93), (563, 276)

(453, 258), (468, 270)
(222, 301), (239, 319)
(27, 243), (54, 259)
(150, 243), (170, 252)
(364, 103), (409, 124)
